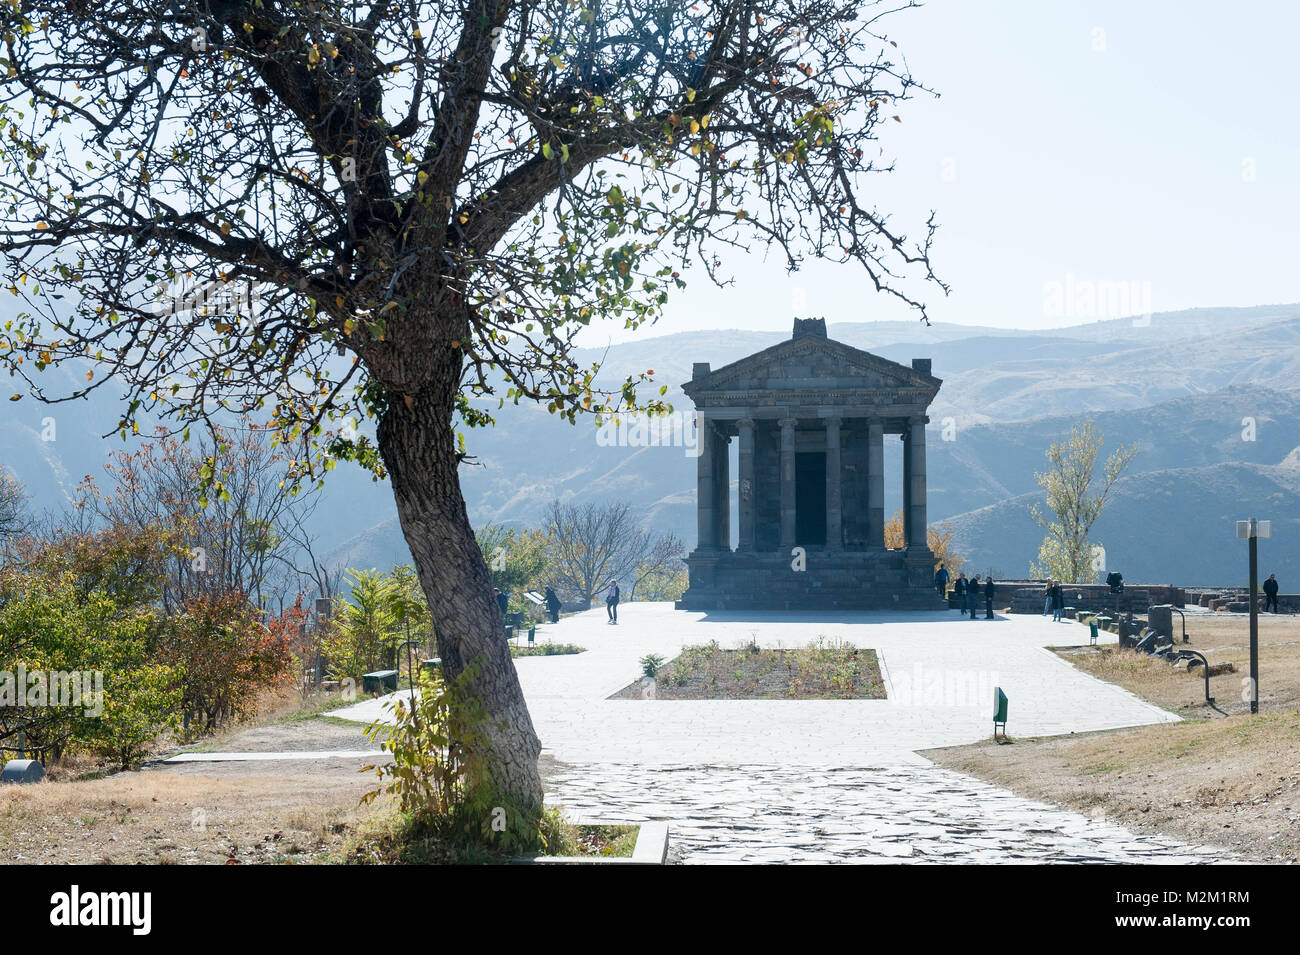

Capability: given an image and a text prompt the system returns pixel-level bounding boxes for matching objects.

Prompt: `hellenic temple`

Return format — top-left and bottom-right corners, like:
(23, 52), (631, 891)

(676, 318), (947, 611)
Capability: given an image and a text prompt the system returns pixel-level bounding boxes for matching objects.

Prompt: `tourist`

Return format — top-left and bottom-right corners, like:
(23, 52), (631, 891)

(984, 575), (996, 620)
(968, 575), (980, 621)
(934, 563), (950, 600)
(544, 586), (562, 624)
(1263, 573), (1280, 613)
(1042, 579), (1053, 615)
(605, 579), (620, 624)
(494, 587), (509, 619)
(954, 572), (968, 615)
(1050, 580), (1064, 622)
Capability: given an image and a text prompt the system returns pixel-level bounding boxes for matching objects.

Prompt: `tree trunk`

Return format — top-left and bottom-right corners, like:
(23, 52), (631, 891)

(376, 381), (543, 815)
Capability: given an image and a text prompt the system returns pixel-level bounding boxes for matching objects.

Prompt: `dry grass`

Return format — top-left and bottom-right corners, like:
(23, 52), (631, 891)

(1055, 612), (1300, 717)
(0, 763), (382, 864)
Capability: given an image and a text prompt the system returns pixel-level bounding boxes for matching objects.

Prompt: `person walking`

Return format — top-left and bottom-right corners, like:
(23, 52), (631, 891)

(544, 586), (562, 624)
(605, 579), (620, 624)
(968, 575), (980, 622)
(954, 572), (969, 615)
(984, 575), (996, 620)
(934, 563), (950, 601)
(1263, 573), (1280, 613)
(1050, 581), (1064, 622)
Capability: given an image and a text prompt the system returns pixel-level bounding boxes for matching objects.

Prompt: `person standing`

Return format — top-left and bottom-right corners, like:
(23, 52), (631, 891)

(935, 563), (950, 601)
(1263, 573), (1280, 613)
(494, 587), (509, 619)
(984, 575), (996, 620)
(1050, 580), (1064, 622)
(1042, 579), (1053, 616)
(968, 575), (980, 622)
(605, 579), (620, 624)
(954, 572), (968, 615)
(544, 586), (562, 624)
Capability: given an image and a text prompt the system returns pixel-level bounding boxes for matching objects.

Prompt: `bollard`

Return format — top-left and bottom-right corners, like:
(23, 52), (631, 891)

(1, 759), (45, 784)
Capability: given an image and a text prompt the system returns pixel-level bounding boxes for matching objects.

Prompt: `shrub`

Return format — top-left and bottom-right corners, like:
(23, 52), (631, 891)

(360, 665), (543, 857)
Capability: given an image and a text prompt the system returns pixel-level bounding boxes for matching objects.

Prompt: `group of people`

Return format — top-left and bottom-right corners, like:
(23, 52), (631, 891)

(936, 564), (997, 620)
(1040, 579), (1066, 622)
(492, 580), (621, 626)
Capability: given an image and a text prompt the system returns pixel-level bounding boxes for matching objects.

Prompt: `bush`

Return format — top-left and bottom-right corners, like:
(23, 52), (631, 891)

(0, 571), (180, 767)
(359, 665), (544, 858)
(159, 591), (295, 737)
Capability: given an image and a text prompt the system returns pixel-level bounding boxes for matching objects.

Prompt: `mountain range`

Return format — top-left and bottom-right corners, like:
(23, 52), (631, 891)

(3, 304), (1298, 586)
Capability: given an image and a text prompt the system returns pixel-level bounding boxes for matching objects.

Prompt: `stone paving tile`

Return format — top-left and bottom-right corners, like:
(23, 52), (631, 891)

(546, 763), (1223, 865)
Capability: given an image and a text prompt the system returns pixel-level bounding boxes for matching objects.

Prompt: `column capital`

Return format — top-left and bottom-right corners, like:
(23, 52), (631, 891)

(778, 416), (798, 431)
(823, 415), (842, 429)
(736, 416), (755, 430)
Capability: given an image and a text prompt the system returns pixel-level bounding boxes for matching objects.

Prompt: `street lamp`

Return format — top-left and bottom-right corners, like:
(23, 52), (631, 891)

(1236, 518), (1271, 714)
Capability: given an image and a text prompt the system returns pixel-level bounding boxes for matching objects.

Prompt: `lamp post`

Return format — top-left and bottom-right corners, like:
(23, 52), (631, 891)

(1236, 518), (1271, 714)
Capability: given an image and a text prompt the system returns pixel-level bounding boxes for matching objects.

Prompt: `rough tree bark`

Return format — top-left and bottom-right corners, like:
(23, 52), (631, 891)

(376, 352), (543, 811)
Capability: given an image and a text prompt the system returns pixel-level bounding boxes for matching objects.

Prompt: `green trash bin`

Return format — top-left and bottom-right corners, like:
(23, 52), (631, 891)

(1089, 619), (1100, 645)
(993, 687), (1008, 740)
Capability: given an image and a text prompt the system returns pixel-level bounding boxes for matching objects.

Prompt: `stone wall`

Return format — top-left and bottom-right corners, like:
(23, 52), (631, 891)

(947, 580), (1188, 613)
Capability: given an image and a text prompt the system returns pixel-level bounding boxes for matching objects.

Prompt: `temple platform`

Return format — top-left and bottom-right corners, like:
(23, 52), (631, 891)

(677, 548), (948, 611)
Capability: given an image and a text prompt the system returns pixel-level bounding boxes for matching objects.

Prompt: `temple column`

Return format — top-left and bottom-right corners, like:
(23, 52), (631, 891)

(906, 415), (929, 549)
(825, 416), (842, 550)
(715, 428), (731, 551)
(737, 417), (756, 551)
(695, 413), (716, 550)
(902, 431), (912, 545)
(868, 421), (885, 548)
(779, 416), (797, 548)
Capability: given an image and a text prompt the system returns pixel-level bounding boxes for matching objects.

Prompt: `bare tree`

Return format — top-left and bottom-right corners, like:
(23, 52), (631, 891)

(0, 467), (26, 542)
(77, 426), (319, 612)
(0, 1), (943, 813)
(547, 500), (682, 605)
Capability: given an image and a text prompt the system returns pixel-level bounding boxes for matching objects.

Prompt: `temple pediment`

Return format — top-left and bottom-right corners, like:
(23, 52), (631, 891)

(682, 325), (940, 405)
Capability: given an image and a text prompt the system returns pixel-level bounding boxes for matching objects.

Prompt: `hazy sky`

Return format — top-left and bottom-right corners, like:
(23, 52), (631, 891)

(590, 0), (1300, 345)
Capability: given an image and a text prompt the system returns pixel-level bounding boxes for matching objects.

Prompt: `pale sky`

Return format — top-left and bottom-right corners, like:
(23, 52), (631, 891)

(589, 0), (1300, 345)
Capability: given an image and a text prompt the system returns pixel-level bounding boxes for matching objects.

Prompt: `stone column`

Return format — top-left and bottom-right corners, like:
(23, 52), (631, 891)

(902, 430), (912, 546)
(695, 413), (715, 550)
(825, 416), (842, 550)
(715, 429), (731, 551)
(907, 415), (928, 549)
(737, 417), (756, 551)
(867, 421), (885, 548)
(779, 416), (797, 548)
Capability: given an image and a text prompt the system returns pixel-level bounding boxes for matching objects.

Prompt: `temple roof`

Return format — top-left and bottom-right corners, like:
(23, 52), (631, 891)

(682, 320), (941, 410)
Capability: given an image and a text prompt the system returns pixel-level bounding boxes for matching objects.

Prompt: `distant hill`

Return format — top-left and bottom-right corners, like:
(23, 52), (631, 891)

(944, 461), (1300, 586)
(5, 303), (1300, 586)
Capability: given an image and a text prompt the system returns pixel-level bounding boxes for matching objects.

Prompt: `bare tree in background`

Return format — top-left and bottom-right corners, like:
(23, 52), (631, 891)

(0, 467), (26, 541)
(77, 426), (321, 612)
(547, 500), (682, 605)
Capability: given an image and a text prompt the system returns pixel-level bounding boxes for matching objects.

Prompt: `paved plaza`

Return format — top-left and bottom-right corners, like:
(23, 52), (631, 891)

(328, 603), (1219, 863)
